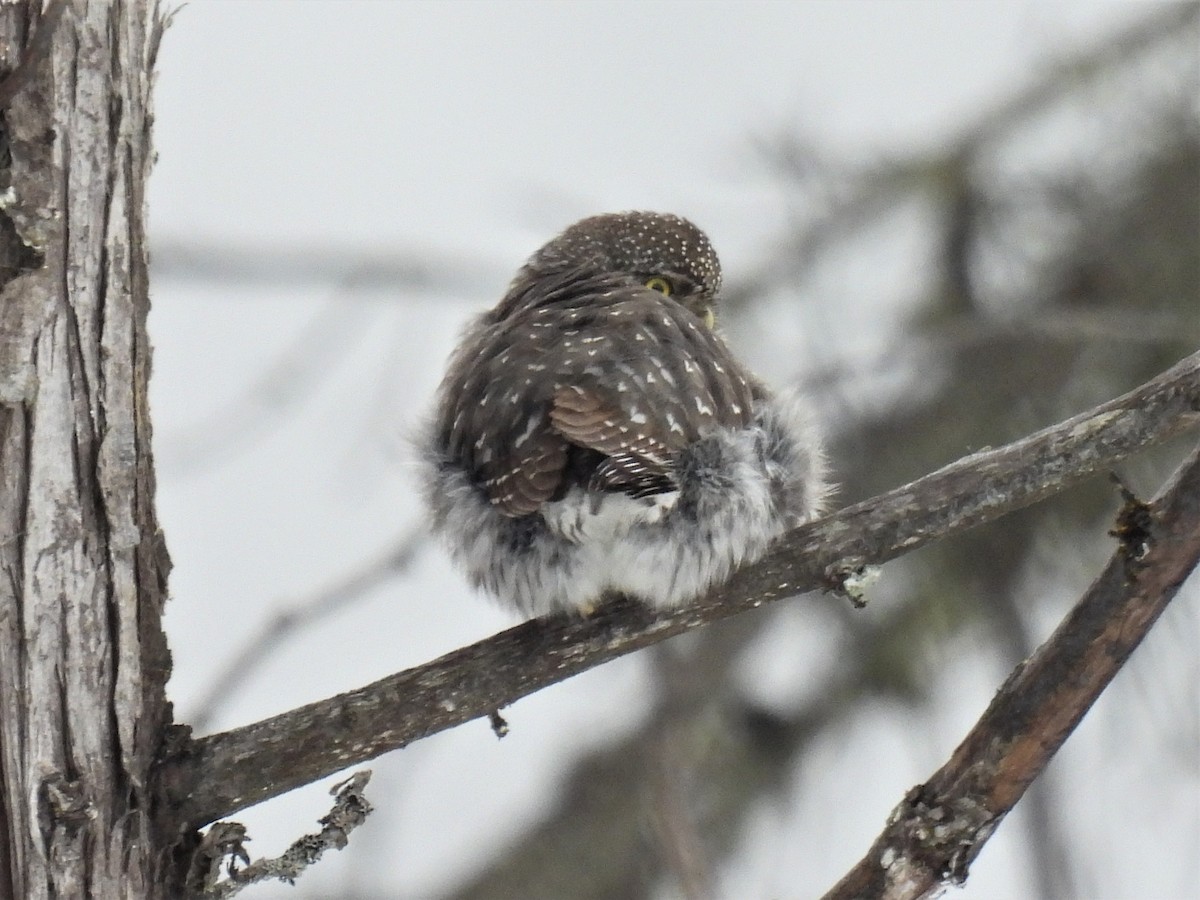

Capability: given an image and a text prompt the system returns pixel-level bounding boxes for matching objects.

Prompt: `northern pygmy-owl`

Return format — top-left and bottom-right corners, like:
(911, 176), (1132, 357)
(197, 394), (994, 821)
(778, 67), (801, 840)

(421, 211), (829, 616)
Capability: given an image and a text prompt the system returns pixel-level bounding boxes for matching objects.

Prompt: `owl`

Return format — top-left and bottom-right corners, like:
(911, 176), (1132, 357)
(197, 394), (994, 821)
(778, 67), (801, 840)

(420, 211), (829, 617)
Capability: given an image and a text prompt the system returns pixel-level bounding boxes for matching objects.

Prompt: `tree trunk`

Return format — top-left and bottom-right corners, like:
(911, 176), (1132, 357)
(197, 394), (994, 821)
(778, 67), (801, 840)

(0, 1), (173, 897)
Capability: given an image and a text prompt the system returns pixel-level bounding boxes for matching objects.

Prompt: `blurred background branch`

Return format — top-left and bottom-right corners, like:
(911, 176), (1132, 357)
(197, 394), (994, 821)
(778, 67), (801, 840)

(187, 527), (427, 734)
(426, 7), (1200, 898)
(826, 442), (1200, 900)
(150, 4), (1198, 897)
(170, 349), (1198, 835)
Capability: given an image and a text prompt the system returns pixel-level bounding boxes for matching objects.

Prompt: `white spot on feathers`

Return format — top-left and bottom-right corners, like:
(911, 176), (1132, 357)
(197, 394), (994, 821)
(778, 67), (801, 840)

(512, 416), (539, 449)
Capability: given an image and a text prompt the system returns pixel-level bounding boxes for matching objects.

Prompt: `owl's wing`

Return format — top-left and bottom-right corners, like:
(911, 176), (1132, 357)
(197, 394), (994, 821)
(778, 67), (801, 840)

(550, 384), (677, 498)
(438, 282), (756, 517)
(549, 289), (758, 499)
(436, 312), (569, 517)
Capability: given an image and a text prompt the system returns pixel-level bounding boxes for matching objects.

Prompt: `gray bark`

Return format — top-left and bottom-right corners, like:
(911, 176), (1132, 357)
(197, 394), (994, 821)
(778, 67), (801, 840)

(0, 2), (173, 897)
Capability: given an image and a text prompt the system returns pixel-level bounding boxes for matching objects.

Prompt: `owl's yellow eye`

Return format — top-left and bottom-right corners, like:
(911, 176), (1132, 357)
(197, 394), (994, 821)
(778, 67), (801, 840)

(645, 276), (673, 296)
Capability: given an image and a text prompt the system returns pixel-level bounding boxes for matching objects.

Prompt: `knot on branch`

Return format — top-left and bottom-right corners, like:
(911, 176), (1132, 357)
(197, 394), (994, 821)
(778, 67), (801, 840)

(316, 770), (373, 845)
(880, 786), (996, 888)
(488, 708), (510, 738)
(37, 772), (94, 836)
(824, 559), (879, 608)
(1108, 474), (1154, 576)
(187, 821), (250, 894)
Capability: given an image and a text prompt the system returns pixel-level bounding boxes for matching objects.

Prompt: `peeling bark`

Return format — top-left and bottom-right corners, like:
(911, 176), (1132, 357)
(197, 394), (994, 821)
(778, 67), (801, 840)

(0, 2), (173, 897)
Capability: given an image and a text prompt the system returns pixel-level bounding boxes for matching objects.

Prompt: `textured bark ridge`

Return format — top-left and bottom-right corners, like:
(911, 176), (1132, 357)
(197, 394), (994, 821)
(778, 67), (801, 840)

(0, 2), (173, 897)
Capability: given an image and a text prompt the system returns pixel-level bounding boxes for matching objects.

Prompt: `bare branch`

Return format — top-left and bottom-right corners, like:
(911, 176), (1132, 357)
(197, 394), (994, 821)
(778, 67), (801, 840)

(188, 771), (373, 898)
(959, 1), (1197, 150)
(821, 441), (1200, 900)
(440, 603), (917, 900)
(159, 350), (1200, 831)
(159, 294), (385, 476)
(742, 3), (1199, 299)
(150, 238), (496, 294)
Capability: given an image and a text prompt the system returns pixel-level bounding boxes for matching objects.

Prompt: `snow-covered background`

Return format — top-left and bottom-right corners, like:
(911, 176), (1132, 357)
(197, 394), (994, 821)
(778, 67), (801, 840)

(148, 3), (1197, 898)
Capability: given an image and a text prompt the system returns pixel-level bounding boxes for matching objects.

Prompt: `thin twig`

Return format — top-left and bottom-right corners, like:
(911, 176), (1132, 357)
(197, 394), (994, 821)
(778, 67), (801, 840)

(159, 350), (1200, 831)
(159, 285), (386, 477)
(151, 238), (496, 293)
(188, 771), (373, 898)
(821, 441), (1200, 900)
(745, 3), (1198, 293)
(187, 528), (426, 733)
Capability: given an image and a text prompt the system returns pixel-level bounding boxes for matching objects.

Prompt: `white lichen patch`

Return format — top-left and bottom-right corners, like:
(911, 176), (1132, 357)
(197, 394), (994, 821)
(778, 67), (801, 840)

(1070, 410), (1119, 438)
(840, 565), (881, 604)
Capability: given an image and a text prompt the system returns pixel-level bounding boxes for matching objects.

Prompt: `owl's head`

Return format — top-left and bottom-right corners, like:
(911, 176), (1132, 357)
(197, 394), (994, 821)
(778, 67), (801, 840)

(504, 211), (723, 328)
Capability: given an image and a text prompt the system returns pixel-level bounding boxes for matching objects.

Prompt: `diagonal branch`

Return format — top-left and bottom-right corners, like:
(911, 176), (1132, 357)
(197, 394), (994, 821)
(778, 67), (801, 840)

(159, 350), (1200, 832)
(821, 439), (1200, 900)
